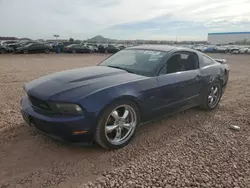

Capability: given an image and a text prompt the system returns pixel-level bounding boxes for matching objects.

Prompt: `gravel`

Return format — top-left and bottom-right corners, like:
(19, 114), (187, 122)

(0, 54), (250, 188)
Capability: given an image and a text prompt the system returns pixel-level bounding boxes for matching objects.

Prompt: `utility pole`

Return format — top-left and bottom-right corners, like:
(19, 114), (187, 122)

(53, 35), (59, 42)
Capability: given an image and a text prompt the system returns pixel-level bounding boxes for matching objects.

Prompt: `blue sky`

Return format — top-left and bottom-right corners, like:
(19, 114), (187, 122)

(0, 0), (250, 40)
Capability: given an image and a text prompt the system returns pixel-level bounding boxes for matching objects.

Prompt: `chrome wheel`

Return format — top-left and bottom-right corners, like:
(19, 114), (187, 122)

(105, 105), (137, 145)
(208, 84), (220, 108)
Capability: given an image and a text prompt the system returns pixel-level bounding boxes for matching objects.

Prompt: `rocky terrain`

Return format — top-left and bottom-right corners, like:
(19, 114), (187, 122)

(0, 54), (249, 188)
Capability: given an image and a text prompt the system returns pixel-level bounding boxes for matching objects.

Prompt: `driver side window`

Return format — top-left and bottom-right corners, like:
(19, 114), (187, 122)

(159, 52), (198, 75)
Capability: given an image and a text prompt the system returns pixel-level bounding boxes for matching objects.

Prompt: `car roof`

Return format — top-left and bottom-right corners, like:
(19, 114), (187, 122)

(126, 45), (196, 53)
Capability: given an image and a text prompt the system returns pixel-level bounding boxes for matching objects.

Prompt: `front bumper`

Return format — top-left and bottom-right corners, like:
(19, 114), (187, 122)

(21, 96), (95, 144)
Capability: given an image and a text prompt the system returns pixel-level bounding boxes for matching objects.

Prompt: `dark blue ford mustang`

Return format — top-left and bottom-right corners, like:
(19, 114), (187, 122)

(21, 45), (229, 149)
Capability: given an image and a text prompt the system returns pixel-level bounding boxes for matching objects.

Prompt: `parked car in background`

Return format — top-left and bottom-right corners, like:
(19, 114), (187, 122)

(193, 46), (204, 52)
(85, 44), (98, 52)
(105, 45), (120, 53)
(98, 44), (107, 53)
(86, 45), (98, 52)
(215, 46), (229, 53)
(117, 45), (126, 50)
(228, 46), (240, 54)
(7, 42), (22, 51)
(1, 40), (17, 46)
(61, 41), (77, 47)
(203, 46), (216, 53)
(0, 40), (20, 51)
(64, 44), (94, 53)
(0, 44), (14, 54)
(239, 47), (249, 54)
(16, 43), (52, 54)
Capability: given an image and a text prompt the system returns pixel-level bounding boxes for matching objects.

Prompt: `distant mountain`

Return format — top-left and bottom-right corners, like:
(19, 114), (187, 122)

(87, 35), (116, 43)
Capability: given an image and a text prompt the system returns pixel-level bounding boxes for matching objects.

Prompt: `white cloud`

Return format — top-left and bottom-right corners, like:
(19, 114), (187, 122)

(0, 0), (250, 40)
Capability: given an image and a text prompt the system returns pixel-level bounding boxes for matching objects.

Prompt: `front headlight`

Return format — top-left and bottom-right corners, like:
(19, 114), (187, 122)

(55, 103), (83, 114)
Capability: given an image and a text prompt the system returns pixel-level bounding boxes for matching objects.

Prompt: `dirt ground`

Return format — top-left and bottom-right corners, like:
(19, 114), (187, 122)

(0, 53), (250, 188)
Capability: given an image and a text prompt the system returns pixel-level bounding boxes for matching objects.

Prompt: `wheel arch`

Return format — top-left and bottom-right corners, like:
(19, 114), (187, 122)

(93, 95), (141, 149)
(96, 95), (142, 122)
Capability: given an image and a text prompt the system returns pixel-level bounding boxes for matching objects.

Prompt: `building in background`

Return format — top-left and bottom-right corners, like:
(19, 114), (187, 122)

(207, 32), (250, 44)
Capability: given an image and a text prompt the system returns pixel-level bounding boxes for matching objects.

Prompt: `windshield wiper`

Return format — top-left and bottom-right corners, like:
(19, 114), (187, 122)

(106, 65), (135, 74)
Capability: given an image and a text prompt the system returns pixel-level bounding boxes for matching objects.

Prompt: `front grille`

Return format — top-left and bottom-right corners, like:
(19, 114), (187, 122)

(28, 95), (51, 111)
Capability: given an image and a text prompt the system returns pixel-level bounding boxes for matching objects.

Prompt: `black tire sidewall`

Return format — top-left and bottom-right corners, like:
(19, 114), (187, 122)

(201, 80), (222, 110)
(95, 100), (140, 150)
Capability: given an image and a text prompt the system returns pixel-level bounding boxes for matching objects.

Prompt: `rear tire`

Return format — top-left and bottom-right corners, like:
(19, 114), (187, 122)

(95, 100), (140, 150)
(0, 49), (6, 54)
(200, 80), (222, 111)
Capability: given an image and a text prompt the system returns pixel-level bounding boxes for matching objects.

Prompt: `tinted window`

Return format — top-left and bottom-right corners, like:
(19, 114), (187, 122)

(4, 41), (16, 44)
(99, 49), (167, 77)
(36, 44), (45, 47)
(159, 52), (198, 75)
(201, 55), (215, 67)
(29, 44), (37, 47)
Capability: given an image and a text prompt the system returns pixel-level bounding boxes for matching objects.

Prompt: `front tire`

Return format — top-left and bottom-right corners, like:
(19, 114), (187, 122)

(45, 49), (50, 54)
(95, 100), (140, 150)
(200, 80), (222, 111)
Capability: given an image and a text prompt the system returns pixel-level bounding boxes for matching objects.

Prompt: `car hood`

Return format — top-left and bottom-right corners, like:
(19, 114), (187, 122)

(24, 66), (144, 101)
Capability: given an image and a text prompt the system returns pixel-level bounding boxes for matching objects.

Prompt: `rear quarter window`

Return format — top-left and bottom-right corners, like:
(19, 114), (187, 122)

(201, 55), (215, 67)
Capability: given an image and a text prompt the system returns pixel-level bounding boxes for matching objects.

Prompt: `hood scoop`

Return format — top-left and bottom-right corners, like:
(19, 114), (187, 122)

(69, 71), (126, 83)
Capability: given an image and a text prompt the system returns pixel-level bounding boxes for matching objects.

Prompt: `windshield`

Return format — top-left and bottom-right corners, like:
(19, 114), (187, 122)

(25, 43), (33, 47)
(67, 44), (77, 47)
(99, 49), (167, 77)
